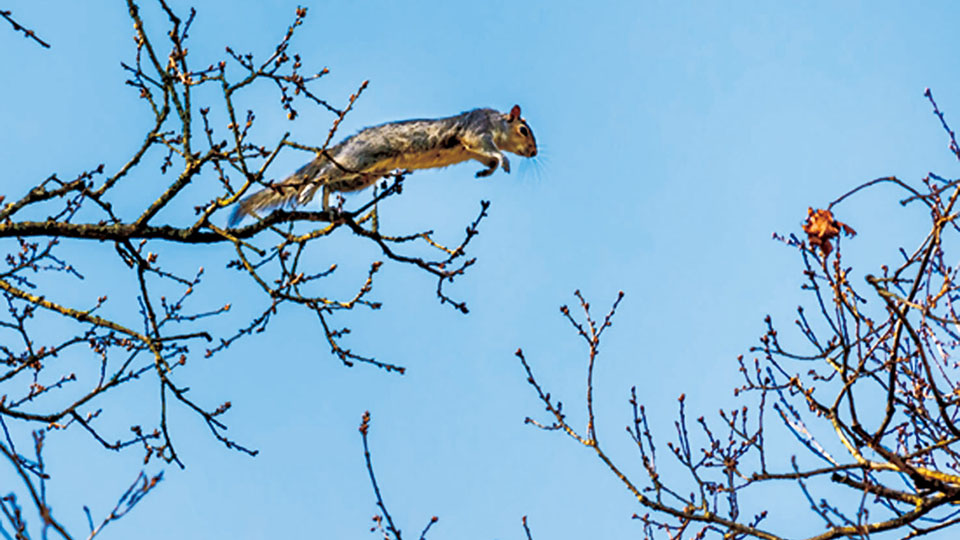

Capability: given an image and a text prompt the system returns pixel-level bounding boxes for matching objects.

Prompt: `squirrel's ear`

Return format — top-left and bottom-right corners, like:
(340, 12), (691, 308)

(509, 105), (521, 121)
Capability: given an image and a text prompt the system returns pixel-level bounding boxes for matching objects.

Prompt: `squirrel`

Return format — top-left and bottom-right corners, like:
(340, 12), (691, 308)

(228, 105), (537, 226)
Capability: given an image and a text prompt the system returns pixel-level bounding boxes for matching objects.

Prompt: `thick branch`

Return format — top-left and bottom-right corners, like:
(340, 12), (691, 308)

(0, 209), (336, 243)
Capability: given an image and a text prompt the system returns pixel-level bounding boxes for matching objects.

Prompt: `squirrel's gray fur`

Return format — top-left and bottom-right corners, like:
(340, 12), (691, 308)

(228, 105), (537, 226)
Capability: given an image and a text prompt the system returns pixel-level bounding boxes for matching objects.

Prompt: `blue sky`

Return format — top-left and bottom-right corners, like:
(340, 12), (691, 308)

(3, 1), (960, 538)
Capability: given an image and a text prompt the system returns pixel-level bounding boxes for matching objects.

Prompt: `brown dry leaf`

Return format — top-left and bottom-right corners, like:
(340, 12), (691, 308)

(802, 208), (856, 256)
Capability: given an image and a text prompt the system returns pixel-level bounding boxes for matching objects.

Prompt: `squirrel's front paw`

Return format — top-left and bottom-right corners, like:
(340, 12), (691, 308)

(475, 167), (495, 178)
(501, 157), (511, 174)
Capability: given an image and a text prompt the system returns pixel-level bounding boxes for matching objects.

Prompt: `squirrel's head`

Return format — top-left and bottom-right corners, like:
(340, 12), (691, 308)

(502, 105), (538, 158)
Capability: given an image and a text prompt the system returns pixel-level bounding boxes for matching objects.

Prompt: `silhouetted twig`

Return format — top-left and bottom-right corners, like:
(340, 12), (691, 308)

(0, 9), (50, 48)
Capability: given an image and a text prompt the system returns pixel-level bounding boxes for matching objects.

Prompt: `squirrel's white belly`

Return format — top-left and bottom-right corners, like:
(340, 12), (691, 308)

(377, 147), (474, 172)
(326, 148), (476, 193)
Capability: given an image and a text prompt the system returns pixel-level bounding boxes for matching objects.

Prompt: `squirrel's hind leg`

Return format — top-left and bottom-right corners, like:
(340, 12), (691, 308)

(322, 186), (331, 212)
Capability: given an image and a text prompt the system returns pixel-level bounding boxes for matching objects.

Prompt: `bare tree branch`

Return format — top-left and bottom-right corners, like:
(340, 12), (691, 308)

(0, 1), (494, 536)
(0, 8), (49, 48)
(517, 92), (960, 538)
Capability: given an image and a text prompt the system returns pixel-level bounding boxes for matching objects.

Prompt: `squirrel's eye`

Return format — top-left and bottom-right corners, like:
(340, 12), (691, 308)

(519, 126), (529, 137)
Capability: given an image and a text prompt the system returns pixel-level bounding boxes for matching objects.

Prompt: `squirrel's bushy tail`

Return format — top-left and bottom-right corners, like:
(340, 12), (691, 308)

(227, 159), (324, 227)
(227, 186), (296, 227)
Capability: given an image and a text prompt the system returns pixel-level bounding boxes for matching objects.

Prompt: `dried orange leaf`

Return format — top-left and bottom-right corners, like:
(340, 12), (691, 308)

(802, 208), (855, 256)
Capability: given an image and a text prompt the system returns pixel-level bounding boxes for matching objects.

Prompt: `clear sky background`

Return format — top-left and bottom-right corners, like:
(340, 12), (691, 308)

(2, 1), (960, 539)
